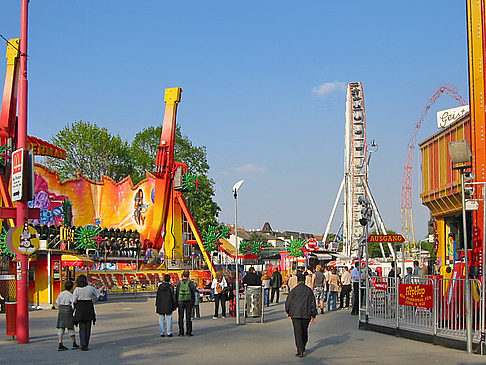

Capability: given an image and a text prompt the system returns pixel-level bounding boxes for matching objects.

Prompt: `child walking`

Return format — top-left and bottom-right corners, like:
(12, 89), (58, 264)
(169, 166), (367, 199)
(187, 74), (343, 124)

(55, 280), (79, 351)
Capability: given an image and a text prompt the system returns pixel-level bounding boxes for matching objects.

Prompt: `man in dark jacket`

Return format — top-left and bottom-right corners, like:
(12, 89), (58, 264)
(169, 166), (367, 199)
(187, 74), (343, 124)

(270, 269), (283, 303)
(155, 274), (177, 337)
(175, 270), (197, 336)
(285, 272), (317, 357)
(242, 267), (261, 286)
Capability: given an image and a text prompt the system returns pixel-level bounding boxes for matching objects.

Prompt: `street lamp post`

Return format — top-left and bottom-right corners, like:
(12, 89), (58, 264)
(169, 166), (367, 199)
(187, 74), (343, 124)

(232, 180), (244, 325)
(448, 140), (473, 353)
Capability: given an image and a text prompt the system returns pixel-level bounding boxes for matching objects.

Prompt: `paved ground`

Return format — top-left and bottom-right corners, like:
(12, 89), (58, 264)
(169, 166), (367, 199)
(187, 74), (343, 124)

(0, 296), (485, 365)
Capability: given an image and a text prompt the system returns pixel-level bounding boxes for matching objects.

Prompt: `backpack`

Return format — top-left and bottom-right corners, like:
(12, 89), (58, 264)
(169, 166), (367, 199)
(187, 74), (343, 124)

(178, 279), (192, 302)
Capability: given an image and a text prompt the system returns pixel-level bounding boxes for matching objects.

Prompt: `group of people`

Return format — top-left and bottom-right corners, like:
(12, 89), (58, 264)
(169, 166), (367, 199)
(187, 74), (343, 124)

(155, 269), (240, 337)
(54, 275), (100, 351)
(287, 265), (353, 313)
(242, 267), (283, 306)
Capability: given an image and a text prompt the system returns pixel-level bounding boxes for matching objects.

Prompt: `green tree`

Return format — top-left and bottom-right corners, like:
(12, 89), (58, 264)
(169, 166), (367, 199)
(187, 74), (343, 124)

(46, 120), (133, 182)
(130, 124), (220, 234)
(130, 125), (209, 183)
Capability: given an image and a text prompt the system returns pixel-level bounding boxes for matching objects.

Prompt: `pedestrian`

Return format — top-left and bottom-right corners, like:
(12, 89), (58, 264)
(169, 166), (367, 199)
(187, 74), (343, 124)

(339, 266), (352, 309)
(176, 270), (197, 336)
(351, 262), (360, 315)
(227, 272), (236, 317)
(304, 267), (313, 288)
(285, 272), (317, 358)
(404, 267), (413, 282)
(192, 284), (201, 320)
(312, 265), (326, 314)
(73, 275), (100, 351)
(288, 269), (299, 291)
(413, 260), (423, 277)
(323, 266), (331, 303)
(270, 268), (283, 303)
(327, 268), (340, 311)
(155, 274), (177, 337)
(388, 261), (397, 278)
(242, 267), (261, 286)
(211, 272), (227, 319)
(261, 270), (271, 307)
(55, 280), (79, 351)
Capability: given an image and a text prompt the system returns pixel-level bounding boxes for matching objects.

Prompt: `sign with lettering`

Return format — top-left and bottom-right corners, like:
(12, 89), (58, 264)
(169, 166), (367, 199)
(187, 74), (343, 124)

(11, 148), (24, 202)
(437, 105), (469, 129)
(398, 283), (434, 308)
(371, 280), (388, 291)
(367, 234), (405, 243)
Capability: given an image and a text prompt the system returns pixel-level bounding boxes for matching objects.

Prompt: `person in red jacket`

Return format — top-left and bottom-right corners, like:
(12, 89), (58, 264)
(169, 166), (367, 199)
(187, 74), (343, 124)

(285, 272), (317, 357)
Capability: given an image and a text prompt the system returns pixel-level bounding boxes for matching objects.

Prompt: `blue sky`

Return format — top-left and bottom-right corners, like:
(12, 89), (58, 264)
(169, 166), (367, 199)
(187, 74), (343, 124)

(1, 1), (469, 238)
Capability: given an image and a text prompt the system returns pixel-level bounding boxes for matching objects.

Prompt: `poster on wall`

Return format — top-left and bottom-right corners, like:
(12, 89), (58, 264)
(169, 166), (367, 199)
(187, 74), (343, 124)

(398, 283), (433, 308)
(53, 260), (60, 280)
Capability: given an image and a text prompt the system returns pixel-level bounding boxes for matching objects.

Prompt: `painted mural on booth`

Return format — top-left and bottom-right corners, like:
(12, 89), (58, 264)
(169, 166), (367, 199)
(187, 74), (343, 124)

(32, 164), (156, 241)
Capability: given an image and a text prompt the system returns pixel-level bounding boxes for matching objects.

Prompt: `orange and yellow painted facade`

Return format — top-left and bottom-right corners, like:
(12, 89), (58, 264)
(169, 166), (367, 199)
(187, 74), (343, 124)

(419, 114), (471, 270)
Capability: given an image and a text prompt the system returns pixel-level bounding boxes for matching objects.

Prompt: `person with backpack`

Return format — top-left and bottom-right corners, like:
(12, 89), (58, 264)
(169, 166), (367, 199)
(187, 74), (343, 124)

(175, 270), (196, 336)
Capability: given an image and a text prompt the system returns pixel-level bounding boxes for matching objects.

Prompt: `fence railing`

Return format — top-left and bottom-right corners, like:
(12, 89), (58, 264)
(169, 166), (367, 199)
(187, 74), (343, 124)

(364, 276), (483, 345)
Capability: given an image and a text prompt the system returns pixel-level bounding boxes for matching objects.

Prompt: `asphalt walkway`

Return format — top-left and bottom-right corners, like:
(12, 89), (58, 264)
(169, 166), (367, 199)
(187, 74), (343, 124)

(0, 296), (484, 365)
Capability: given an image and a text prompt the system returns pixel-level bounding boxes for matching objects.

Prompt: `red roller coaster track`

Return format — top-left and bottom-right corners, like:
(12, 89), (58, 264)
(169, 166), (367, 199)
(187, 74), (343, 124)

(401, 86), (467, 252)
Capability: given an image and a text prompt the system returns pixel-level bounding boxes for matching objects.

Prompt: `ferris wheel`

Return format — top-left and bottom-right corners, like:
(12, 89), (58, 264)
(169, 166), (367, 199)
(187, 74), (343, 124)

(323, 82), (393, 258)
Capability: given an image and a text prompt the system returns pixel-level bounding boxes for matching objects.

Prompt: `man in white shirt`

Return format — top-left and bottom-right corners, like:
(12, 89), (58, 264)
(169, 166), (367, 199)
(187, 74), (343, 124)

(339, 267), (352, 309)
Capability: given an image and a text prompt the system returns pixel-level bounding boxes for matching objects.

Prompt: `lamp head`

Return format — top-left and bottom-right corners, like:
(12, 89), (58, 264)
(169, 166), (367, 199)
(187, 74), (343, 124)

(232, 180), (245, 195)
(448, 140), (472, 164)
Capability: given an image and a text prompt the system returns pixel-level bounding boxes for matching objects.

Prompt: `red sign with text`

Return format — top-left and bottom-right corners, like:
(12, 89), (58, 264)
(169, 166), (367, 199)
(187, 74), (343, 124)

(398, 283), (433, 308)
(372, 280), (388, 291)
(367, 234), (405, 243)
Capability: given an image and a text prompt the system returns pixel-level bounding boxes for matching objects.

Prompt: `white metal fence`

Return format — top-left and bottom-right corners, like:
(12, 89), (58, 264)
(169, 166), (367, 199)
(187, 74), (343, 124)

(363, 276), (483, 345)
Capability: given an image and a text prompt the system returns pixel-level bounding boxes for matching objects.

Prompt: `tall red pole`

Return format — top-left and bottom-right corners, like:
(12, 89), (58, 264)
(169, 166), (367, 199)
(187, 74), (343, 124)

(16, 0), (30, 344)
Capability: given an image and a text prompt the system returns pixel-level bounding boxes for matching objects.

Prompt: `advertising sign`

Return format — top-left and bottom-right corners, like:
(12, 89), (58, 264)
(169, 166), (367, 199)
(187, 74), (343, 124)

(437, 105), (469, 129)
(11, 148), (24, 202)
(372, 280), (388, 291)
(53, 260), (61, 280)
(12, 224), (40, 255)
(398, 283), (434, 308)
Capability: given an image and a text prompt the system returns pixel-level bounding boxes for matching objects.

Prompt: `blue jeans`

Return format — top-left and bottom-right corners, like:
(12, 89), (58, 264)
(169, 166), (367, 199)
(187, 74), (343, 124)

(327, 292), (337, 311)
(264, 288), (270, 306)
(158, 313), (173, 335)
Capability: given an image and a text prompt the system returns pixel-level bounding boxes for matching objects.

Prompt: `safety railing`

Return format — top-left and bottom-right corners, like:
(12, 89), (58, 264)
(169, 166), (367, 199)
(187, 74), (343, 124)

(365, 276), (484, 344)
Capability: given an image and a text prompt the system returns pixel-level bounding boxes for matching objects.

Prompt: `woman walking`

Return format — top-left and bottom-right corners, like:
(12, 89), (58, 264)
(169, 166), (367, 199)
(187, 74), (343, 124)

(155, 274), (177, 336)
(261, 270), (271, 307)
(73, 275), (100, 351)
(326, 268), (341, 312)
(211, 273), (227, 319)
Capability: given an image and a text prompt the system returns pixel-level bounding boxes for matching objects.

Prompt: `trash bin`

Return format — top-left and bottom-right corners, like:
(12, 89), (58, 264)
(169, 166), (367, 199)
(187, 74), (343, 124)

(5, 302), (16, 337)
(245, 286), (263, 317)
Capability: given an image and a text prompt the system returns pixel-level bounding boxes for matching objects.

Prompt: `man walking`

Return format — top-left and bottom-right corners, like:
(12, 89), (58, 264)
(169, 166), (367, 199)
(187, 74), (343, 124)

(285, 272), (317, 358)
(175, 270), (196, 336)
(270, 268), (283, 304)
(339, 266), (352, 309)
(351, 262), (360, 315)
(311, 265), (326, 314)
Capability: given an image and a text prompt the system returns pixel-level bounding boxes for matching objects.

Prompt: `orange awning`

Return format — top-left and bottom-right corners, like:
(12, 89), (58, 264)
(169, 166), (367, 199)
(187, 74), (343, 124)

(61, 254), (94, 269)
(27, 136), (66, 159)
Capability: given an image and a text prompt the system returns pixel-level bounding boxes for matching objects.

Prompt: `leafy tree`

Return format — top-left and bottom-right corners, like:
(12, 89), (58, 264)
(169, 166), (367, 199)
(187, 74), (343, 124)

(131, 124), (219, 234)
(130, 125), (209, 183)
(45, 121), (133, 182)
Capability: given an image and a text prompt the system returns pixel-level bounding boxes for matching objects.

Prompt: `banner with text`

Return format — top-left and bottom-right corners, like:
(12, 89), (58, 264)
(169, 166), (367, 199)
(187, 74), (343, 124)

(398, 283), (433, 308)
